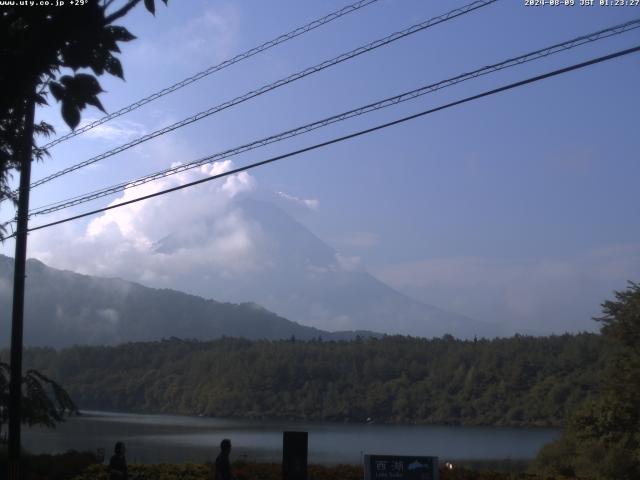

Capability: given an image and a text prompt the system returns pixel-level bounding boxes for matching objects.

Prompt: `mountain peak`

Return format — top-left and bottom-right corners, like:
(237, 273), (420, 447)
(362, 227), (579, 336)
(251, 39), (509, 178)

(1, 200), (502, 343)
(146, 199), (500, 338)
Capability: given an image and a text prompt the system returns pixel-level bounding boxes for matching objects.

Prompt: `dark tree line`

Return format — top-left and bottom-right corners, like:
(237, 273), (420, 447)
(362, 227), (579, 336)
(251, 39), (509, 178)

(13, 332), (603, 427)
(533, 282), (640, 480)
(0, 362), (77, 442)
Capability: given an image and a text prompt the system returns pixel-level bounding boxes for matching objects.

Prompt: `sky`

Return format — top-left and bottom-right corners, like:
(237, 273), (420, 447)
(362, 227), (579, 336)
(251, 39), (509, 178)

(2, 0), (639, 336)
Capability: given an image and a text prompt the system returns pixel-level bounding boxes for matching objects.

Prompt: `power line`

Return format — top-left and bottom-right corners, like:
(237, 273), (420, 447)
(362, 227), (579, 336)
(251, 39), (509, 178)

(29, 18), (640, 217)
(28, 0), (497, 190)
(16, 44), (639, 238)
(40, 0), (383, 150)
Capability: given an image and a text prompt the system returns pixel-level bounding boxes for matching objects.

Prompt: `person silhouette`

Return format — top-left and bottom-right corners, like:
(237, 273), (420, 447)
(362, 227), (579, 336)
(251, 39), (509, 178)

(108, 441), (128, 480)
(214, 438), (232, 480)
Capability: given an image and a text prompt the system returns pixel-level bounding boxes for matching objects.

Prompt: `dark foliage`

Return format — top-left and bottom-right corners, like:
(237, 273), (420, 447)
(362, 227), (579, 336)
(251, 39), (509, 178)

(0, 361), (78, 441)
(0, 448), (101, 480)
(0, 0), (168, 236)
(16, 333), (603, 427)
(532, 282), (640, 480)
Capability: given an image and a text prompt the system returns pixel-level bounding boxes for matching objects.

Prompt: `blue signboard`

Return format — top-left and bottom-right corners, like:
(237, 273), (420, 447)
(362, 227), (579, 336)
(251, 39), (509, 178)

(364, 455), (438, 480)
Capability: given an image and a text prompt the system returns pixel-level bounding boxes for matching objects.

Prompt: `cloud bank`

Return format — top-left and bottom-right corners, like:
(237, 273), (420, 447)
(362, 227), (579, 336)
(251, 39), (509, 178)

(276, 191), (319, 211)
(30, 160), (265, 285)
(373, 245), (640, 335)
(26, 153), (639, 337)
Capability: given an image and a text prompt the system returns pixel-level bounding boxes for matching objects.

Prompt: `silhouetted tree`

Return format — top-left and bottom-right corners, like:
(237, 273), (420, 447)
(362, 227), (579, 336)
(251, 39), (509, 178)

(0, 0), (169, 237)
(533, 282), (640, 480)
(0, 362), (77, 442)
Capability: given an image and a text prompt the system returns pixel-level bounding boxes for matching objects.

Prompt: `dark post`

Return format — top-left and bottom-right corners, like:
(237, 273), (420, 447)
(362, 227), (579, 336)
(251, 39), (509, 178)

(282, 431), (308, 480)
(8, 95), (36, 480)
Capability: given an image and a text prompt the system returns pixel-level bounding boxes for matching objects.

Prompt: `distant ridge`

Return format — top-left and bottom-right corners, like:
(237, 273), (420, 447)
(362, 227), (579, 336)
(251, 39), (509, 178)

(0, 254), (381, 348)
(153, 199), (501, 338)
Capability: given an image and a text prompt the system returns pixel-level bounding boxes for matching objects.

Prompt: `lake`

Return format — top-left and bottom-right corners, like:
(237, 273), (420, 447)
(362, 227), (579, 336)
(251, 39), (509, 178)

(22, 411), (559, 465)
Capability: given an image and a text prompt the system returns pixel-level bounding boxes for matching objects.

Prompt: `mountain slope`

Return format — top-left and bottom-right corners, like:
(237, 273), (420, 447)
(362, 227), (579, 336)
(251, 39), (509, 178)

(154, 199), (500, 338)
(0, 255), (376, 347)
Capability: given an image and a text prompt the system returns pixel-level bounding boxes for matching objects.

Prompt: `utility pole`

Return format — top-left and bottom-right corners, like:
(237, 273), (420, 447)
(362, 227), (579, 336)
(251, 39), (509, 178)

(8, 93), (36, 480)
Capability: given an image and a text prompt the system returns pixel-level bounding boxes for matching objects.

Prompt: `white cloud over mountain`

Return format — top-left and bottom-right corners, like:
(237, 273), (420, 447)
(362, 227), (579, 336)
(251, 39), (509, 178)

(25, 155), (639, 337)
(27, 165), (489, 338)
(276, 191), (319, 211)
(31, 160), (264, 283)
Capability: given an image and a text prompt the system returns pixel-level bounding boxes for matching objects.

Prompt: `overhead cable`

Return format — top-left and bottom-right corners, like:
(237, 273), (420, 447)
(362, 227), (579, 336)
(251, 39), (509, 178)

(40, 0), (383, 150)
(29, 18), (640, 217)
(14, 44), (638, 238)
(29, 0), (497, 189)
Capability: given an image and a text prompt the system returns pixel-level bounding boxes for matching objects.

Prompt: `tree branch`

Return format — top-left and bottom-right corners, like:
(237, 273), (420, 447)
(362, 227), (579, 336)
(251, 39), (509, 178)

(104, 0), (143, 24)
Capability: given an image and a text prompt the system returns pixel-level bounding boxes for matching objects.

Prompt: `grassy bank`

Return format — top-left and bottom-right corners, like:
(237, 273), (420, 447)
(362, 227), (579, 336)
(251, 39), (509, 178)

(1, 449), (579, 480)
(69, 461), (580, 480)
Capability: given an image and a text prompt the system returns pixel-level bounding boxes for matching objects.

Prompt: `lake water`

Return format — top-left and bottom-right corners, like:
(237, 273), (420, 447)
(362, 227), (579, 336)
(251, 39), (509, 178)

(23, 411), (559, 465)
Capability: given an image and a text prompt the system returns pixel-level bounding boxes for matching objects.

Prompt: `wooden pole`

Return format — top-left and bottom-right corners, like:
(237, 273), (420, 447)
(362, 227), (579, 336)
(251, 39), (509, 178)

(8, 94), (36, 480)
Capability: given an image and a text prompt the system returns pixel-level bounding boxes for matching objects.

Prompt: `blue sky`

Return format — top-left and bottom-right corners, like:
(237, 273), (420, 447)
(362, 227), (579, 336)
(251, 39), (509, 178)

(2, 0), (639, 335)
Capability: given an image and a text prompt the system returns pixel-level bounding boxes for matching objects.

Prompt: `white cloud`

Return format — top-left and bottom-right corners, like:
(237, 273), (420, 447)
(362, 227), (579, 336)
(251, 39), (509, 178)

(30, 159), (266, 286)
(132, 3), (241, 69)
(97, 308), (120, 325)
(276, 191), (319, 211)
(276, 192), (320, 210)
(333, 253), (362, 272)
(80, 118), (147, 142)
(373, 245), (640, 335)
(0, 277), (11, 296)
(306, 254), (363, 275)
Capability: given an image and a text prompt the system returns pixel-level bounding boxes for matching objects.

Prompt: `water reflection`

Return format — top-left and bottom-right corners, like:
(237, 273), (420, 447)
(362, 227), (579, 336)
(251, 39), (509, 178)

(22, 410), (559, 465)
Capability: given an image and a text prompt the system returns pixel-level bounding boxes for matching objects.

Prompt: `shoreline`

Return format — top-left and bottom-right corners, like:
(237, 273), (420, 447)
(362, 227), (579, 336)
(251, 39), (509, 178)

(76, 408), (565, 430)
(22, 410), (559, 465)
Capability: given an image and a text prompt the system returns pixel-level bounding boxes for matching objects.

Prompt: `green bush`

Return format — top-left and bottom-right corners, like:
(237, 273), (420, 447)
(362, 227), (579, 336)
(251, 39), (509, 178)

(0, 448), (101, 480)
(69, 461), (587, 480)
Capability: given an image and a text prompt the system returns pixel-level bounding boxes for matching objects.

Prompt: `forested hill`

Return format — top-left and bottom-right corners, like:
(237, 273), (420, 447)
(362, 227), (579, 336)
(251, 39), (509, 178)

(20, 334), (602, 427)
(0, 255), (379, 347)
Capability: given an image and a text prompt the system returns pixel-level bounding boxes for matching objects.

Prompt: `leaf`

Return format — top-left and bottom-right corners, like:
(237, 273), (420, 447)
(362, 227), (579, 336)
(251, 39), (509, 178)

(34, 93), (48, 106)
(61, 101), (80, 130)
(101, 34), (121, 54)
(60, 41), (95, 71)
(33, 146), (51, 163)
(105, 56), (124, 79)
(144, 0), (155, 15)
(86, 95), (106, 113)
(59, 75), (74, 88)
(54, 74), (105, 117)
(87, 48), (110, 76)
(34, 121), (55, 138)
(49, 82), (65, 101)
(107, 25), (136, 42)
(69, 73), (104, 97)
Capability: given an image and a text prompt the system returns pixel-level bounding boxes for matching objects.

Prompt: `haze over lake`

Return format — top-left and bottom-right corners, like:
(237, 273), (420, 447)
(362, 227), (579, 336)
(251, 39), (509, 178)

(23, 411), (559, 465)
